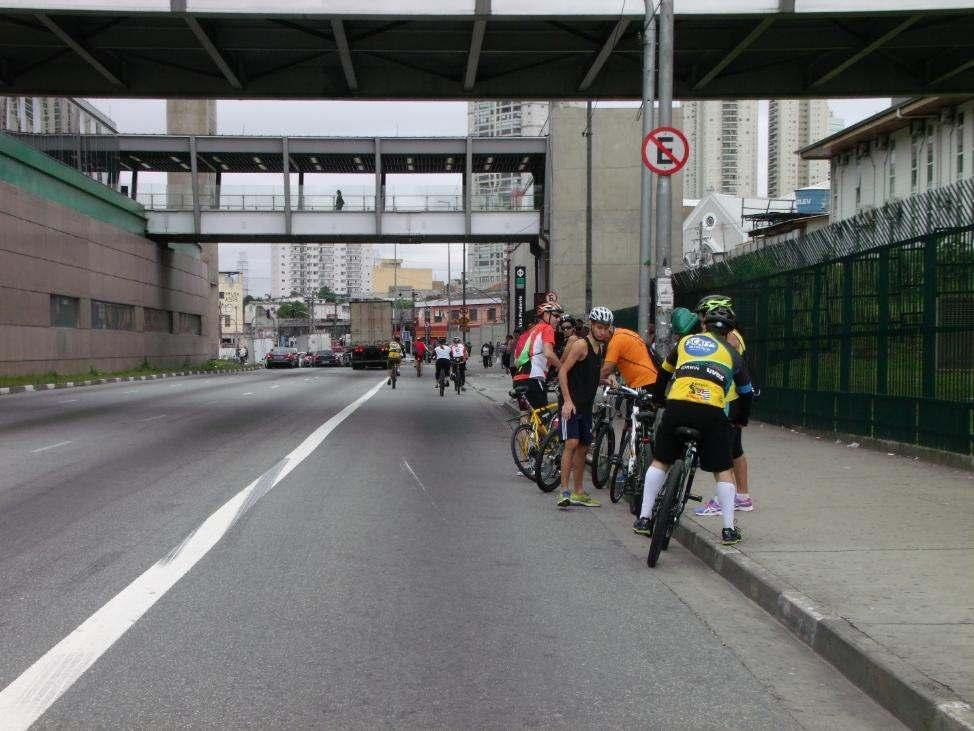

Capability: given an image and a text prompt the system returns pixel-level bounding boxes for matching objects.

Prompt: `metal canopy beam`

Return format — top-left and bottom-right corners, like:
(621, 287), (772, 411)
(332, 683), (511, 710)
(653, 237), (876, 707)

(331, 19), (358, 91)
(578, 18), (629, 91)
(464, 19), (487, 91)
(34, 13), (123, 87)
(931, 56), (974, 86)
(811, 15), (921, 88)
(185, 16), (242, 89)
(692, 17), (773, 90)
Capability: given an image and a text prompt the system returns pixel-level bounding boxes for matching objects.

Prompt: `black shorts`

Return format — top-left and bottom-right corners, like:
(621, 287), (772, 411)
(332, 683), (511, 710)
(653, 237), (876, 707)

(524, 377), (548, 410)
(732, 425), (744, 459)
(654, 400), (734, 473)
(561, 411), (593, 445)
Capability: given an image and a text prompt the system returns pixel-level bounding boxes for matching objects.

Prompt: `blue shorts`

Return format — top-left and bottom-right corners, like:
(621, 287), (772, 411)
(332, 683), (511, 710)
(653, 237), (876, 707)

(561, 411), (593, 445)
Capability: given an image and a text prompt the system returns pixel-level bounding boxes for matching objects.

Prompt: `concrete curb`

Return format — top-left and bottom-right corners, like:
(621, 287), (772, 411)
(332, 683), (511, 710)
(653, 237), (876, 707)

(674, 520), (974, 731)
(0, 365), (262, 396)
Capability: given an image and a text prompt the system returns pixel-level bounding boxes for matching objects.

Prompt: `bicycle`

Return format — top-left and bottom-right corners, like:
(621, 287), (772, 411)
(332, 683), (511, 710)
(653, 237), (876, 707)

(606, 386), (657, 516)
(534, 422), (564, 493)
(646, 427), (704, 568)
(450, 357), (465, 395)
(588, 388), (616, 490)
(509, 389), (559, 481)
(415, 354), (423, 377)
(388, 357), (400, 389)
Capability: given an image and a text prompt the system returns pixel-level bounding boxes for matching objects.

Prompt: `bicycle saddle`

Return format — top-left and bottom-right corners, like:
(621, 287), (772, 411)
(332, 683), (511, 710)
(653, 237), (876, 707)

(675, 427), (702, 442)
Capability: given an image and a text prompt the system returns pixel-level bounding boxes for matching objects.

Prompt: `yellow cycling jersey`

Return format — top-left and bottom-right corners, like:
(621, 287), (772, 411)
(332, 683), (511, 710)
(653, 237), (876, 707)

(661, 333), (753, 410)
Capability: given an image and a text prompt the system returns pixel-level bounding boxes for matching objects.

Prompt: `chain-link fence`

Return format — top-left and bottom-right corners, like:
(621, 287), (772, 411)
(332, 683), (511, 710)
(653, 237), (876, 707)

(675, 220), (974, 456)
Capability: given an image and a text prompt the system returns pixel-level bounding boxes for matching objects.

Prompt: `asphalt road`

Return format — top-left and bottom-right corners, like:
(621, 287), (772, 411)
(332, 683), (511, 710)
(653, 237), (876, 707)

(0, 366), (901, 729)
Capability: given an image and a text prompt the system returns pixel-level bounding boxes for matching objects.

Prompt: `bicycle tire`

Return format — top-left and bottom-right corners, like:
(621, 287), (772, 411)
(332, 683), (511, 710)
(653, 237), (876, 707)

(648, 459), (683, 568)
(510, 423), (536, 480)
(629, 438), (651, 516)
(534, 427), (563, 493)
(609, 424), (631, 504)
(590, 423), (615, 489)
(391, 369), (397, 389)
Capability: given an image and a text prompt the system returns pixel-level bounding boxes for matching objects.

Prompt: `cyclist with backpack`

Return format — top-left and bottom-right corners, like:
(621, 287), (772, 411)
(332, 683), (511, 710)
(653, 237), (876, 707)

(633, 304), (754, 546)
(512, 303), (563, 410)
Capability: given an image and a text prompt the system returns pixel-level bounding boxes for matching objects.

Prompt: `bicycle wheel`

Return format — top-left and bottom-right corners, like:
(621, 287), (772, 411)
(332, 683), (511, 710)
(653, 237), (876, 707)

(609, 424), (631, 504)
(510, 423), (536, 480)
(629, 439), (651, 516)
(534, 427), (563, 493)
(590, 423), (615, 489)
(391, 367), (397, 389)
(648, 459), (683, 568)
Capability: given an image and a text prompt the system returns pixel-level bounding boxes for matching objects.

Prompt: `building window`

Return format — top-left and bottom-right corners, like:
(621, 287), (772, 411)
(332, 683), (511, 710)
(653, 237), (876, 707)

(91, 300), (135, 331)
(957, 112), (965, 178)
(469, 309), (478, 322)
(144, 307), (173, 333)
(888, 137), (896, 197)
(176, 312), (203, 335)
(911, 133), (919, 194)
(434, 310), (443, 323)
(926, 125), (935, 188)
(487, 307), (496, 322)
(50, 294), (79, 328)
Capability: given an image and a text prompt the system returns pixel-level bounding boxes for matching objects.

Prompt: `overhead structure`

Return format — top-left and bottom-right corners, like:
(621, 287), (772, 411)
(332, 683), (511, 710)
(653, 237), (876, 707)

(0, 1), (972, 99)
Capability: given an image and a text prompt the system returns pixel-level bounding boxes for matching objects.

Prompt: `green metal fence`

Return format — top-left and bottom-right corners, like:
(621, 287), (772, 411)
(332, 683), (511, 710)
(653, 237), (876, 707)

(674, 223), (974, 456)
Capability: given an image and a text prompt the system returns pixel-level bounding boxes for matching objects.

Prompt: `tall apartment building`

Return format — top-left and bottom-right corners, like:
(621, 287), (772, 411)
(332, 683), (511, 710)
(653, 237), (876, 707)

(0, 96), (117, 185)
(768, 99), (831, 197)
(271, 244), (375, 299)
(682, 100), (759, 198)
(466, 101), (549, 290)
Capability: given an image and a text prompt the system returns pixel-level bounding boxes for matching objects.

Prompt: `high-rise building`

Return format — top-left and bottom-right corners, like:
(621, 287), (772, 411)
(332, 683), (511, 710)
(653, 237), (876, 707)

(682, 100), (759, 198)
(466, 101), (549, 290)
(829, 112), (845, 136)
(235, 250), (251, 297)
(768, 99), (831, 197)
(271, 244), (375, 299)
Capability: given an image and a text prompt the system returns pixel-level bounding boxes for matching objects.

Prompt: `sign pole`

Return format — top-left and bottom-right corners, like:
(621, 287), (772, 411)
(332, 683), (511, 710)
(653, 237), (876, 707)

(654, 0), (675, 352)
(637, 0), (657, 339)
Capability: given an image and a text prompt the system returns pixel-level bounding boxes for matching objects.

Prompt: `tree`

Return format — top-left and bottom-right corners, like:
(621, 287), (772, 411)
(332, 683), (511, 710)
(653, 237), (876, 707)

(277, 301), (309, 319)
(243, 295), (255, 306)
(316, 286), (337, 302)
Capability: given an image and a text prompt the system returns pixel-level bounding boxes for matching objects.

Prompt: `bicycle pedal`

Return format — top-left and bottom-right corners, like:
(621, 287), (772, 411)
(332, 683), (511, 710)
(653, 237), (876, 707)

(688, 494), (703, 503)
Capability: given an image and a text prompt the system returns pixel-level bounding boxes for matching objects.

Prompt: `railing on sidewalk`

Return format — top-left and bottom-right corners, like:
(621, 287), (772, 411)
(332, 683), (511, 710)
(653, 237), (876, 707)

(674, 214), (974, 456)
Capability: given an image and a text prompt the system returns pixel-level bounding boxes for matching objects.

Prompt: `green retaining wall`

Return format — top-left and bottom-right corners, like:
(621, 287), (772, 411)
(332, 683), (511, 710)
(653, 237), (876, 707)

(0, 132), (146, 235)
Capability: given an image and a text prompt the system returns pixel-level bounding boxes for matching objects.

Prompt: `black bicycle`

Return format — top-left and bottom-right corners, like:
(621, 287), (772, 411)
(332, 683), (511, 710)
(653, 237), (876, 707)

(588, 390), (616, 490)
(450, 357), (465, 395)
(646, 427), (704, 568)
(607, 386), (657, 516)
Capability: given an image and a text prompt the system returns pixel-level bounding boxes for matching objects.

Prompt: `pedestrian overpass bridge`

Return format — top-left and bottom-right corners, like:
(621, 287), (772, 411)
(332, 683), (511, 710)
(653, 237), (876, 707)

(27, 133), (548, 244)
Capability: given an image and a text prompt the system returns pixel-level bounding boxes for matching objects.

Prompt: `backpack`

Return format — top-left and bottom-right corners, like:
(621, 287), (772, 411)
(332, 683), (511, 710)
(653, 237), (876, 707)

(514, 328), (538, 370)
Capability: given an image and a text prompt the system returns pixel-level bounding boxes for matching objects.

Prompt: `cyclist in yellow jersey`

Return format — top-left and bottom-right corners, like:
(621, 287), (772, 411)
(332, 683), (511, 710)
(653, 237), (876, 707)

(692, 295), (755, 516)
(633, 305), (753, 546)
(386, 336), (403, 385)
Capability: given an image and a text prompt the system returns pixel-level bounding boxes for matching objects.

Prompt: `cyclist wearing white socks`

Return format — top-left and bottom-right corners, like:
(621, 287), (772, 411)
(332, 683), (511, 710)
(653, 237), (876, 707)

(633, 304), (753, 546)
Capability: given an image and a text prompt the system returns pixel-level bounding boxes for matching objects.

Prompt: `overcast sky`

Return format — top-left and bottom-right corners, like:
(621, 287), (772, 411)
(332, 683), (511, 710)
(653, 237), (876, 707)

(90, 97), (890, 295)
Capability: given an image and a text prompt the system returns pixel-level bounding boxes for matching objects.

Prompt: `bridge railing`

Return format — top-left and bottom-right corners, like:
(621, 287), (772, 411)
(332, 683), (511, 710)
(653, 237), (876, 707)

(137, 189), (541, 213)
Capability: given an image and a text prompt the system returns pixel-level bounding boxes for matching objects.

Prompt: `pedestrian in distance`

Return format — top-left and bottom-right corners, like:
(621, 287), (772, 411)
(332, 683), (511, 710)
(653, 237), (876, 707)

(481, 341), (492, 368)
(501, 334), (514, 373)
(334, 189), (345, 211)
(239, 345), (248, 365)
(556, 307), (613, 508)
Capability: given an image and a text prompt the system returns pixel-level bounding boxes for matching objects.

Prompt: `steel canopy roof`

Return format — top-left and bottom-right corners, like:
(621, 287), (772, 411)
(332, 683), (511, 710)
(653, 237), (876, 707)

(0, 2), (973, 99)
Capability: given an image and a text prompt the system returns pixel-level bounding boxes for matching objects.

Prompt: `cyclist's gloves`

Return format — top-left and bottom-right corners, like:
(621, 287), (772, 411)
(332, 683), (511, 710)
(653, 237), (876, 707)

(730, 393), (753, 427)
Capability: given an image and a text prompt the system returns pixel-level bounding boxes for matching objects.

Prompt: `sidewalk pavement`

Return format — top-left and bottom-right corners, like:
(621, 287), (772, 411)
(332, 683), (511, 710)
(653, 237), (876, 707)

(468, 369), (974, 730)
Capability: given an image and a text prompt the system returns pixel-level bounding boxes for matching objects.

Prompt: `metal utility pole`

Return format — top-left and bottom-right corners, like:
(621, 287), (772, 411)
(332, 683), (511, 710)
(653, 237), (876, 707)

(653, 0), (674, 350)
(461, 241), (468, 340)
(446, 244), (452, 340)
(637, 0), (657, 338)
(585, 100), (594, 313)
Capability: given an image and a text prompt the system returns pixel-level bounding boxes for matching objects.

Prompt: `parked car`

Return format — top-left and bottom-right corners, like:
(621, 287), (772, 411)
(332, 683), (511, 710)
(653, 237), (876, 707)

(311, 350), (341, 367)
(265, 346), (299, 368)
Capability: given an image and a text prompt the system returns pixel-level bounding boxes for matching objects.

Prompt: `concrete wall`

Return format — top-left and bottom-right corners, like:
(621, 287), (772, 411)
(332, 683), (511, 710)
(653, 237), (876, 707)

(547, 104), (685, 317)
(0, 180), (215, 376)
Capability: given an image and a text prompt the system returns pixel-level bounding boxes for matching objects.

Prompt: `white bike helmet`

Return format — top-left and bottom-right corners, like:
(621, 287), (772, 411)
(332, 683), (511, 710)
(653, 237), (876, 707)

(589, 306), (614, 325)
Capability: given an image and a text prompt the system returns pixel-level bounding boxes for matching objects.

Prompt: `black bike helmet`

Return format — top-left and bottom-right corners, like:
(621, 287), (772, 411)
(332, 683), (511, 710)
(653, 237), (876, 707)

(702, 304), (737, 332)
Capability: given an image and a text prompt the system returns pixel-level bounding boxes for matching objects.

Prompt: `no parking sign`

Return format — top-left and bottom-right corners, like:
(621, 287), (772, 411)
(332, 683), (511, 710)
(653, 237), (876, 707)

(641, 126), (690, 176)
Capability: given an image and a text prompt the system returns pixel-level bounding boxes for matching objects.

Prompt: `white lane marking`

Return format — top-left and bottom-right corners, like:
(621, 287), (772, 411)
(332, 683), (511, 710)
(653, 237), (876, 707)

(123, 390), (137, 394)
(242, 392), (254, 396)
(138, 415), (167, 423)
(202, 401), (218, 406)
(58, 399), (78, 404)
(0, 379), (384, 729)
(270, 385), (280, 390)
(30, 441), (73, 454)
(401, 458), (444, 521)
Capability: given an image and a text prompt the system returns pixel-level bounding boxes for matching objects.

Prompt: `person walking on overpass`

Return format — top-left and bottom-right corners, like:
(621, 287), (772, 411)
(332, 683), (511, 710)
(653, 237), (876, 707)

(334, 189), (345, 211)
(556, 307), (612, 508)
